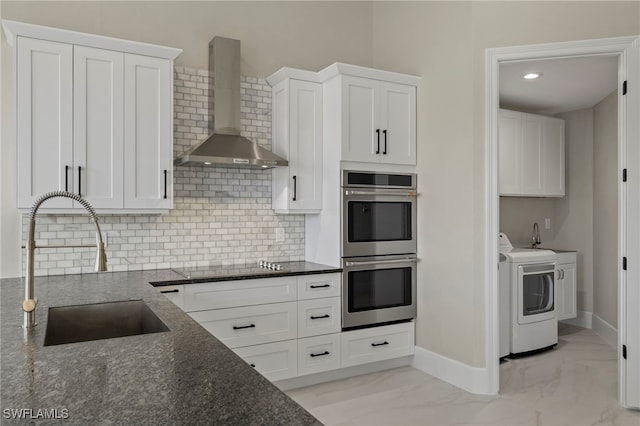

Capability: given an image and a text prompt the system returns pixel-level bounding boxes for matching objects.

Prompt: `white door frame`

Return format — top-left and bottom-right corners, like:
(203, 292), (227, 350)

(485, 35), (640, 407)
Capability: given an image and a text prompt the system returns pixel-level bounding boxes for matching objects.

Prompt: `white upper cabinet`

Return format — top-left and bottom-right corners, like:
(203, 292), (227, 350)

(3, 20), (181, 212)
(499, 109), (565, 197)
(268, 69), (323, 214)
(123, 54), (173, 210)
(340, 75), (416, 165)
(16, 37), (73, 209)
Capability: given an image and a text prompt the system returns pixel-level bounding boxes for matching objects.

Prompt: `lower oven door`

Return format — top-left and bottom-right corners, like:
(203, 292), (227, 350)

(342, 255), (417, 330)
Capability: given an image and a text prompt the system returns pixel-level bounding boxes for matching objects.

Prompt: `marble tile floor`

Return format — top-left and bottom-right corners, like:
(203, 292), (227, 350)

(287, 324), (640, 426)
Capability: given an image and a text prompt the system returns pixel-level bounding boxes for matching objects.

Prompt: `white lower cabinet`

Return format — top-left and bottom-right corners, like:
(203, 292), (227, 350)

(188, 302), (297, 349)
(181, 272), (415, 383)
(341, 322), (415, 368)
(298, 334), (341, 376)
(234, 340), (298, 381)
(297, 297), (341, 338)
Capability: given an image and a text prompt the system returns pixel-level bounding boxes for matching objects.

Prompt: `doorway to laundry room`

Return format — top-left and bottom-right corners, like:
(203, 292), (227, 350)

(485, 36), (640, 410)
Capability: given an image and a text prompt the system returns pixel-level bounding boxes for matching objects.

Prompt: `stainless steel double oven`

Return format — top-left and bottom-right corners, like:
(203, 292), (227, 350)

(341, 170), (417, 330)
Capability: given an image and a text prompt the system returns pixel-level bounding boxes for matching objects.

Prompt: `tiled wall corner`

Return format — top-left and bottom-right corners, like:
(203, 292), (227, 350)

(22, 67), (305, 276)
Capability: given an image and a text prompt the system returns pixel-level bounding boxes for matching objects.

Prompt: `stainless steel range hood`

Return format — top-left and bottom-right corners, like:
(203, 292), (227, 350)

(174, 37), (288, 169)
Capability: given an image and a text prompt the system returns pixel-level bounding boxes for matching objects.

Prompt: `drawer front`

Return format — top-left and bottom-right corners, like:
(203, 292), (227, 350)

(234, 340), (297, 381)
(189, 302), (297, 348)
(297, 297), (341, 338)
(341, 322), (415, 368)
(298, 334), (341, 376)
(183, 276), (297, 312)
(156, 285), (184, 310)
(297, 273), (341, 300)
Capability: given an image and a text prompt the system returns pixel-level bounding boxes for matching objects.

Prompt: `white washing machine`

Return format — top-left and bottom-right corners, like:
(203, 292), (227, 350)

(499, 233), (557, 357)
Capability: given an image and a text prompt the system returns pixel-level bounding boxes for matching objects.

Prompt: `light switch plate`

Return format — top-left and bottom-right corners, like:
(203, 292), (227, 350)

(275, 227), (285, 242)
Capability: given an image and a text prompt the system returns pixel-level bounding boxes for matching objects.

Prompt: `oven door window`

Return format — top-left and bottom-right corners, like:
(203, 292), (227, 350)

(348, 201), (412, 243)
(348, 267), (412, 312)
(522, 272), (554, 316)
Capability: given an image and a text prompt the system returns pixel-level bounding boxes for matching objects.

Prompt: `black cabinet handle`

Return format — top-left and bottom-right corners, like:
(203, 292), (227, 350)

(383, 129), (388, 155)
(250, 363), (256, 368)
(160, 289), (180, 294)
(375, 129), (380, 154)
(371, 341), (389, 347)
(310, 314), (330, 320)
(310, 351), (330, 358)
(65, 165), (69, 191)
(233, 324), (256, 330)
(163, 170), (168, 199)
(309, 284), (330, 289)
(292, 175), (297, 201)
(77, 166), (82, 196)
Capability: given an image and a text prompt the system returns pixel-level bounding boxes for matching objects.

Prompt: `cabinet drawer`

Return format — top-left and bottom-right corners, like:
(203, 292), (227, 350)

(298, 334), (341, 376)
(188, 302), (297, 349)
(298, 297), (341, 338)
(234, 340), (297, 382)
(341, 322), (414, 368)
(183, 276), (297, 312)
(156, 285), (184, 310)
(297, 273), (341, 300)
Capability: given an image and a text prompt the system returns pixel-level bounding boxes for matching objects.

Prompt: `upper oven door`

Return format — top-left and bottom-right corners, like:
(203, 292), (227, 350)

(342, 188), (417, 257)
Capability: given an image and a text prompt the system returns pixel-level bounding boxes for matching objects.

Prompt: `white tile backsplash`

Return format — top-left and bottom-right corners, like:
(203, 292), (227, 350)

(22, 66), (304, 276)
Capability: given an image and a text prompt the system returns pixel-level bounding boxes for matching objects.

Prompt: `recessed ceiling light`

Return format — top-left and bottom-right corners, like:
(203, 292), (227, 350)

(203, 161), (212, 165)
(523, 72), (543, 80)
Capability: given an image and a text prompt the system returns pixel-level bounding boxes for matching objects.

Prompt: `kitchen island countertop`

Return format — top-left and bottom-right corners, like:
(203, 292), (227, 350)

(0, 269), (320, 425)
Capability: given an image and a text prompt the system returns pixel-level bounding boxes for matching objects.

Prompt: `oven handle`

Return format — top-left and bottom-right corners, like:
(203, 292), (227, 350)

(344, 257), (416, 267)
(344, 190), (417, 197)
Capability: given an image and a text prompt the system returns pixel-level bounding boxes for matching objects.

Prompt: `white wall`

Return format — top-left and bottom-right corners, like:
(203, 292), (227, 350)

(593, 90), (618, 328)
(371, 1), (639, 368)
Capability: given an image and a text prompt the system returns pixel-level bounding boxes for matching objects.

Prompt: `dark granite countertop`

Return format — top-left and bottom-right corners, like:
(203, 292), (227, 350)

(0, 270), (321, 425)
(152, 261), (342, 286)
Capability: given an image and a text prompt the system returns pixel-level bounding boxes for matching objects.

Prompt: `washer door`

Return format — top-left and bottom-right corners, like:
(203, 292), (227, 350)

(517, 264), (556, 325)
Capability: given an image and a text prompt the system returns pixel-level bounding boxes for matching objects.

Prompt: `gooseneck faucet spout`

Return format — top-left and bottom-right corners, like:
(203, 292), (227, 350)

(532, 222), (541, 249)
(23, 191), (107, 329)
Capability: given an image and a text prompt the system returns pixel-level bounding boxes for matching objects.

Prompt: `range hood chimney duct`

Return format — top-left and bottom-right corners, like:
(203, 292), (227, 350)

(174, 36), (288, 168)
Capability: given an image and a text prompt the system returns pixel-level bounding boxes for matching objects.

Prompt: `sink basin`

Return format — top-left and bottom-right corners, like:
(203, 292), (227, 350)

(44, 300), (169, 346)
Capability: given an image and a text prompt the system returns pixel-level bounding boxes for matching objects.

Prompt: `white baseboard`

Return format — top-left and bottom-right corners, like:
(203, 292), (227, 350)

(411, 345), (494, 395)
(274, 356), (412, 391)
(560, 310), (593, 329)
(592, 313), (617, 349)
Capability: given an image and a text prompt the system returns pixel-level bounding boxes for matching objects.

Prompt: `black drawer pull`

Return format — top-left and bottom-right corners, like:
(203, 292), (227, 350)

(371, 341), (389, 347)
(310, 314), (330, 320)
(65, 165), (69, 191)
(250, 363), (256, 368)
(309, 284), (330, 289)
(163, 170), (168, 199)
(160, 289), (180, 294)
(78, 166), (82, 196)
(292, 175), (297, 201)
(383, 129), (388, 155)
(233, 324), (256, 330)
(310, 351), (330, 358)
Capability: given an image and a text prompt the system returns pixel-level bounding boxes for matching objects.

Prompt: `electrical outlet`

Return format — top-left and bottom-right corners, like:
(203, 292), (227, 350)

(275, 228), (285, 242)
(545, 218), (551, 229)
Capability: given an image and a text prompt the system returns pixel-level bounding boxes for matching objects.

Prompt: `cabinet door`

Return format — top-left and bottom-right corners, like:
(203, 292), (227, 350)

(73, 46), (124, 209)
(378, 82), (416, 165)
(542, 117), (565, 196)
(520, 113), (543, 195)
(123, 54), (172, 209)
(499, 109), (521, 195)
(16, 37), (73, 208)
(341, 76), (379, 163)
(557, 263), (577, 321)
(289, 79), (322, 212)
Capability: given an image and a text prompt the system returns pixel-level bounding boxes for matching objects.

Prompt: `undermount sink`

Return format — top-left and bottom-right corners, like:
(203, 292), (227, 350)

(44, 300), (169, 346)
